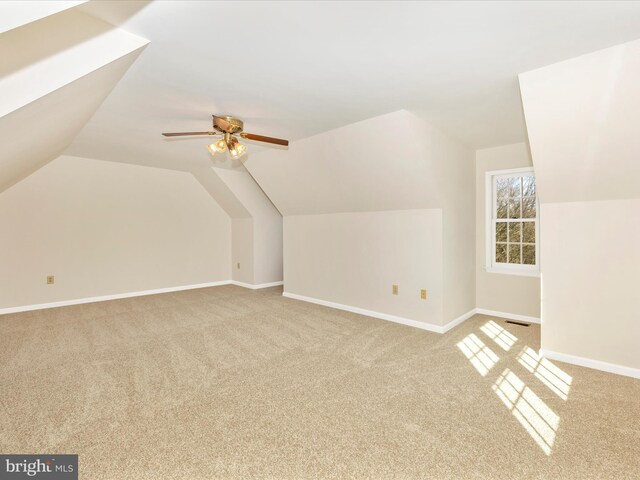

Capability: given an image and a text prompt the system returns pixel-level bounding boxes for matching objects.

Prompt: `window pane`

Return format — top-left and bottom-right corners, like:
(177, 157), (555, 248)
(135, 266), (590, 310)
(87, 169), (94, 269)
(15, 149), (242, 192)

(497, 198), (508, 219)
(508, 244), (521, 264)
(522, 196), (536, 218)
(523, 245), (536, 265)
(496, 243), (507, 263)
(489, 171), (537, 272)
(496, 178), (509, 199)
(496, 222), (507, 242)
(522, 221), (535, 244)
(509, 177), (522, 197)
(508, 199), (521, 219)
(523, 176), (536, 196)
(508, 222), (521, 242)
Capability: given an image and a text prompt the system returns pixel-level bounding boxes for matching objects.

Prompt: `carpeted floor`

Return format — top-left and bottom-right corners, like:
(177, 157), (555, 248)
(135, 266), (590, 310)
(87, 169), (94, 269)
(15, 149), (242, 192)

(1, 285), (639, 479)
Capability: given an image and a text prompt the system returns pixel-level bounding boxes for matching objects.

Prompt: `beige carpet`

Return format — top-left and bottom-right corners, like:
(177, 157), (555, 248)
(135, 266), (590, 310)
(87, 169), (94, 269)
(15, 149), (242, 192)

(1, 285), (639, 479)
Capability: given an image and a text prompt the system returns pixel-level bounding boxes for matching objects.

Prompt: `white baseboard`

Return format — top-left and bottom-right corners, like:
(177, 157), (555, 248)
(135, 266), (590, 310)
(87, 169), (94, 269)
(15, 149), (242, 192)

(6, 283), (635, 380)
(0, 280), (286, 315)
(442, 309), (477, 333)
(475, 308), (540, 324)
(282, 292), (475, 334)
(231, 280), (284, 290)
(0, 280), (233, 315)
(540, 349), (640, 380)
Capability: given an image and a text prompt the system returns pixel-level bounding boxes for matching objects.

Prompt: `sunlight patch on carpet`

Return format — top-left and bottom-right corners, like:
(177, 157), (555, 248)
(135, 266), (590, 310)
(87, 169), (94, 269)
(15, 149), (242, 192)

(517, 346), (572, 400)
(493, 368), (559, 455)
(480, 320), (517, 351)
(457, 333), (499, 376)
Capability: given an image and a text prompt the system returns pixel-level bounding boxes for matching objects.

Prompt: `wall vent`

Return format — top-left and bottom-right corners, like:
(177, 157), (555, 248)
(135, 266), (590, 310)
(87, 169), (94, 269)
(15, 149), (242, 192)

(505, 320), (530, 327)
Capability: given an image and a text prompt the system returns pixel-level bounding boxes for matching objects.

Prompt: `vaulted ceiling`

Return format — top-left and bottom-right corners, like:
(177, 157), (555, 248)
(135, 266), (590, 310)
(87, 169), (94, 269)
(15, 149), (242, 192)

(3, 1), (640, 213)
(243, 110), (447, 216)
(67, 0), (640, 175)
(0, 2), (148, 192)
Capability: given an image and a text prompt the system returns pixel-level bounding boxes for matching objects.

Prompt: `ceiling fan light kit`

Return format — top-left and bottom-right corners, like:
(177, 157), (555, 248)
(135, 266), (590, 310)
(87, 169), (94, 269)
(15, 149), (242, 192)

(206, 138), (228, 156)
(162, 115), (289, 159)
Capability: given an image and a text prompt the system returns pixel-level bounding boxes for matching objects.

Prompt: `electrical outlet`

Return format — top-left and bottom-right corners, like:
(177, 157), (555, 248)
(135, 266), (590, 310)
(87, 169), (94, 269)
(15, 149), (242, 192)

(237, 263), (240, 269)
(421, 289), (427, 300)
(392, 284), (399, 295)
(46, 276), (55, 285)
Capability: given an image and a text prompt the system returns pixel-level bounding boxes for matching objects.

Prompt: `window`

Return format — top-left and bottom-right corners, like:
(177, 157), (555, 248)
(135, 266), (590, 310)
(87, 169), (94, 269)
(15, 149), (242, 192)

(485, 167), (539, 276)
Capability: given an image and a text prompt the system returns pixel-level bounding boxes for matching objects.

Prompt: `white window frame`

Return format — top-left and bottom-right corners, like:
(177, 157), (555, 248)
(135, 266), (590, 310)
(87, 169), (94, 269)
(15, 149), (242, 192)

(485, 167), (540, 277)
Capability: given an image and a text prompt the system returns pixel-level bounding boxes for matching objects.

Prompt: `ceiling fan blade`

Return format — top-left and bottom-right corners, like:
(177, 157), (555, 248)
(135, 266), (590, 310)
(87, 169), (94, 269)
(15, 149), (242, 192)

(240, 132), (289, 146)
(162, 131), (216, 137)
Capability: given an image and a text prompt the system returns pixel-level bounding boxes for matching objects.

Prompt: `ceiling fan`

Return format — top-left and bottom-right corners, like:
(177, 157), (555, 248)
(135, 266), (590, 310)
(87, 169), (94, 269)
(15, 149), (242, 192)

(162, 115), (289, 159)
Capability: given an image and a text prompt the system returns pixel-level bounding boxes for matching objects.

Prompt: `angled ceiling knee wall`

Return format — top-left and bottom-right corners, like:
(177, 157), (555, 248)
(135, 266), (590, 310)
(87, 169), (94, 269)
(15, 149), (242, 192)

(210, 168), (283, 286)
(0, 6), (149, 192)
(519, 39), (640, 374)
(243, 110), (475, 327)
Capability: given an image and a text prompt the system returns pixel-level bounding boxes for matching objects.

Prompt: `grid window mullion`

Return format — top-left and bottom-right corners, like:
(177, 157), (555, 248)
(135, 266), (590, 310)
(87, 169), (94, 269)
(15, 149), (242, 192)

(492, 174), (537, 267)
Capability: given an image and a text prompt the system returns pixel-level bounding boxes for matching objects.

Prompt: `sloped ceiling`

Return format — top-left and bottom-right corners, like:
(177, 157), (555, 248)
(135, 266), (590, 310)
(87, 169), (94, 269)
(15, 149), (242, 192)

(57, 1), (640, 219)
(519, 38), (640, 203)
(64, 0), (640, 180)
(0, 1), (86, 34)
(0, 6), (148, 193)
(0, 51), (144, 193)
(191, 168), (251, 219)
(0, 9), (147, 117)
(243, 110), (446, 216)
(212, 168), (280, 219)
(4, 1), (640, 220)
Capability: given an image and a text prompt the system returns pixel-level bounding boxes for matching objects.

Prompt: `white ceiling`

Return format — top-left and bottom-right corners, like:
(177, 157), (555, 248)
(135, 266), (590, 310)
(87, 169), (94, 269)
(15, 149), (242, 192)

(66, 0), (640, 173)
(243, 110), (446, 216)
(0, 9), (147, 118)
(0, 1), (86, 34)
(0, 5), (147, 193)
(0, 50), (143, 193)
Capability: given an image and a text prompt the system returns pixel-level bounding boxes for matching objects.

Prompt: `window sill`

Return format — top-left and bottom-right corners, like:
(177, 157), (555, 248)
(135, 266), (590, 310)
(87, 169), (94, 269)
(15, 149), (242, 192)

(485, 266), (540, 278)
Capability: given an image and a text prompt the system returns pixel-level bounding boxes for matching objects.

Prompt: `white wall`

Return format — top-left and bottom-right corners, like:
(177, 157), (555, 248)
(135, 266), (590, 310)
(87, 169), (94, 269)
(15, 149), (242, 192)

(253, 214), (283, 285)
(475, 143), (541, 317)
(231, 218), (254, 284)
(246, 110), (473, 325)
(541, 200), (640, 369)
(519, 38), (640, 204)
(431, 126), (476, 323)
(520, 39), (640, 373)
(214, 168), (283, 286)
(0, 156), (231, 309)
(284, 210), (444, 326)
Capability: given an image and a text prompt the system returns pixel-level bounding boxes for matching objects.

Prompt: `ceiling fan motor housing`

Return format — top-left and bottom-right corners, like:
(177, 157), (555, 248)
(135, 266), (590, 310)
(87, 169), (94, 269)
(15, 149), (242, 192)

(213, 115), (243, 134)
